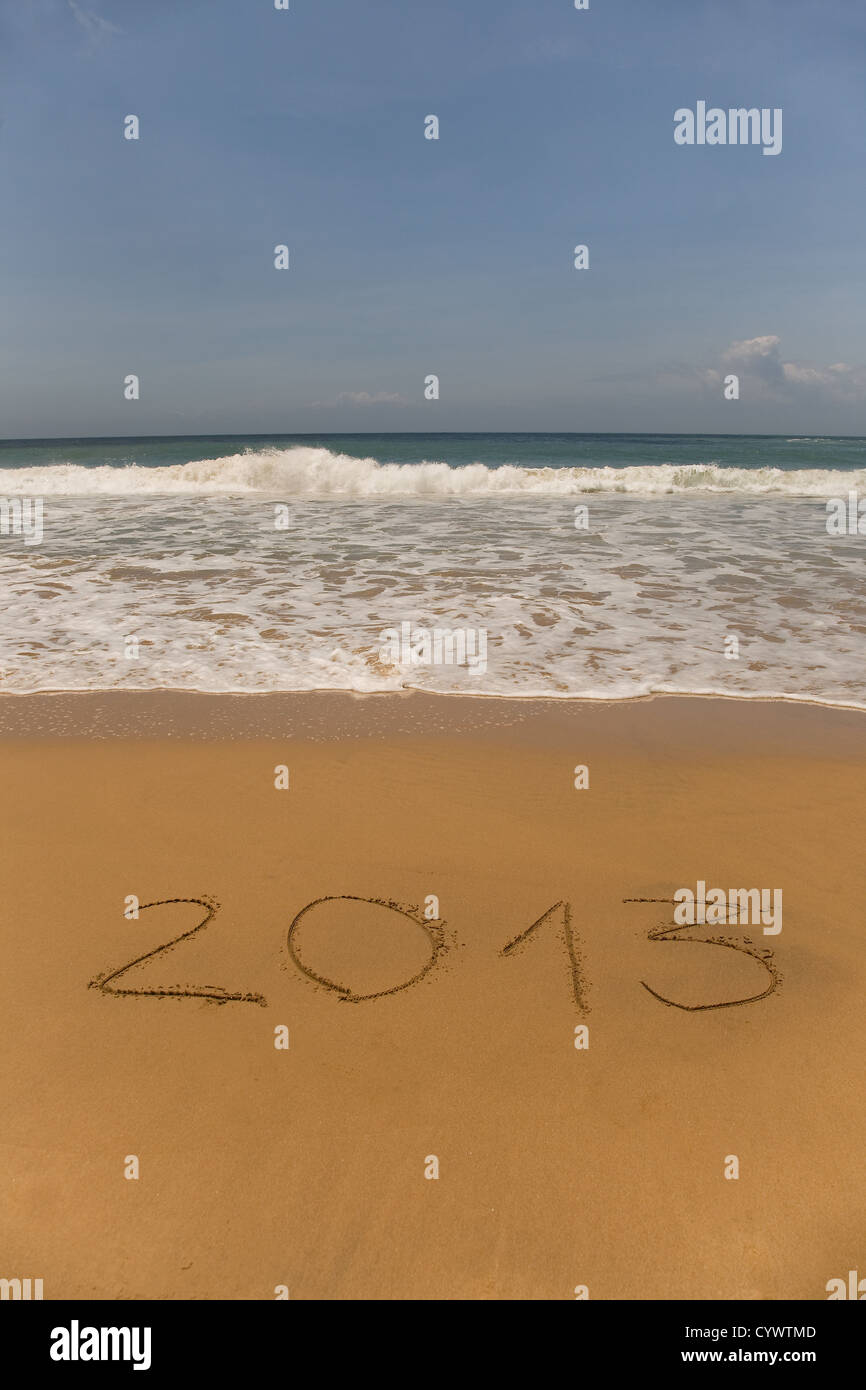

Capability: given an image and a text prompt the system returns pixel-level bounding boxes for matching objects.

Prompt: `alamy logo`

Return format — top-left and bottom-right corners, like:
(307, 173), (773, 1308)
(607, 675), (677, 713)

(826, 1269), (866, 1299)
(674, 103), (782, 156)
(0, 1276), (43, 1299)
(380, 621), (488, 674)
(674, 880), (782, 935)
(50, 1321), (152, 1371)
(826, 491), (866, 535)
(0, 496), (43, 545)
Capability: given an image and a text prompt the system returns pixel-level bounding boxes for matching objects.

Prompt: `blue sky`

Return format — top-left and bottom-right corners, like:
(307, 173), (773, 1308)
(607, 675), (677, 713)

(2, 0), (865, 436)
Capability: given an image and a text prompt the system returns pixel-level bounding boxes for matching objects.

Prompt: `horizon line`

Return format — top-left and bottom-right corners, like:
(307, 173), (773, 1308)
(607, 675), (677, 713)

(2, 431), (864, 446)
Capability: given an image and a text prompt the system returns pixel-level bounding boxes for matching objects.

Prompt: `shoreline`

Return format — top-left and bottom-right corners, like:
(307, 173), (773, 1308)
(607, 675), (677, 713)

(0, 687), (865, 743)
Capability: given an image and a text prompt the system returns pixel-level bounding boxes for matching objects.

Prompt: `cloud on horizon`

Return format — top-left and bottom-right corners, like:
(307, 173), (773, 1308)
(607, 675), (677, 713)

(309, 390), (409, 409)
(668, 335), (866, 402)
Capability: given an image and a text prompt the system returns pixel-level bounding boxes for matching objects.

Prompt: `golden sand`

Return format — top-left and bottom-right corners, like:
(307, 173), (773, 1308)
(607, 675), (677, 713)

(1, 693), (863, 1299)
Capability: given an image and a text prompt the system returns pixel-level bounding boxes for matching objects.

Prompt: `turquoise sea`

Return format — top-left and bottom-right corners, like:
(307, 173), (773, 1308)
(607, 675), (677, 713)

(3, 430), (866, 474)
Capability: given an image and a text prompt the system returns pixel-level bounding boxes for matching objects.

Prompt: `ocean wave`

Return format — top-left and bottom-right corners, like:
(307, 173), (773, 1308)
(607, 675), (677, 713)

(1, 475), (863, 708)
(0, 447), (864, 498)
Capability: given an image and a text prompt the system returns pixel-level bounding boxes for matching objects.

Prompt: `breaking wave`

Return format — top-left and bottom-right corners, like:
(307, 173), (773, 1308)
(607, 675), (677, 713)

(0, 447), (863, 498)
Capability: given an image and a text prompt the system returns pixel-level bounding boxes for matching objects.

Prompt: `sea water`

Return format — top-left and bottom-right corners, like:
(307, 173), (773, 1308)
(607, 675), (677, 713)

(0, 432), (863, 706)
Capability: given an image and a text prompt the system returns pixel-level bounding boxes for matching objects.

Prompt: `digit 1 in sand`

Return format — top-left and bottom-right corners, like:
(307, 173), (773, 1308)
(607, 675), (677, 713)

(499, 901), (589, 1015)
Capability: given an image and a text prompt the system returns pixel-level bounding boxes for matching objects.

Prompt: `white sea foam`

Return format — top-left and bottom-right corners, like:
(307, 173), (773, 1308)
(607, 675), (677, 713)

(0, 446), (864, 497)
(0, 489), (863, 708)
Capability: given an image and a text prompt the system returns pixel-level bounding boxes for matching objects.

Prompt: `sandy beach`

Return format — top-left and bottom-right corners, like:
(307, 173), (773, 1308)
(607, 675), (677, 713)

(1, 691), (864, 1300)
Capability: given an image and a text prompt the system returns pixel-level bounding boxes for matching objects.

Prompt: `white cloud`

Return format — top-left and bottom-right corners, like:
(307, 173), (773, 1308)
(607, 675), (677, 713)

(67, 1), (121, 40)
(310, 390), (408, 408)
(671, 335), (866, 402)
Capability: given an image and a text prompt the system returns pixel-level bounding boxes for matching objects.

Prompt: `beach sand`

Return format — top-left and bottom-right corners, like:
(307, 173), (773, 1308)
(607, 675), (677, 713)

(0, 692), (863, 1301)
